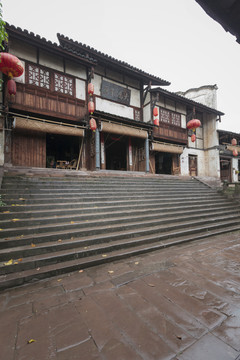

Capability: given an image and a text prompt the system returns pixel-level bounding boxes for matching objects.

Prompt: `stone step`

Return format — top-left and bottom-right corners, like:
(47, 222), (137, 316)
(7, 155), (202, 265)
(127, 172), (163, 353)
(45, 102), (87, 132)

(0, 177), (209, 185)
(0, 214), (239, 263)
(0, 172), (236, 290)
(0, 212), (239, 249)
(2, 191), (219, 203)
(0, 193), (226, 206)
(0, 205), (238, 230)
(1, 175), (197, 184)
(0, 202), (236, 221)
(0, 197), (232, 214)
(0, 186), (215, 195)
(0, 222), (239, 291)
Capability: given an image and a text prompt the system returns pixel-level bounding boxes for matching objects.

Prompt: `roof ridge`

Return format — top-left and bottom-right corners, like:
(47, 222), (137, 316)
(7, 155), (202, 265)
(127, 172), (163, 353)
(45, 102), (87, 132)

(57, 33), (171, 86)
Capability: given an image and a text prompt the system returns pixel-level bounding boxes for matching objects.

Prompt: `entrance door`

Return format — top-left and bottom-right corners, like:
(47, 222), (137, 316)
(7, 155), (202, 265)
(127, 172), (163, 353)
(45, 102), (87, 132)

(46, 134), (80, 168)
(155, 152), (172, 174)
(189, 155), (197, 176)
(220, 157), (231, 182)
(105, 135), (127, 170)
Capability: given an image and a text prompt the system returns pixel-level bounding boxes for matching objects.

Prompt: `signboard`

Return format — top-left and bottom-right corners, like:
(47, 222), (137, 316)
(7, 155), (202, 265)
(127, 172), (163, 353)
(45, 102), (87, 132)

(101, 79), (131, 106)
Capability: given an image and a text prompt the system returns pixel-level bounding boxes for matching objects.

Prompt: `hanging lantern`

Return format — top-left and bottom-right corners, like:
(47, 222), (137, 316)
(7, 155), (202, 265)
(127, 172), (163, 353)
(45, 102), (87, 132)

(233, 149), (238, 157)
(191, 134), (196, 142)
(187, 119), (201, 131)
(88, 101), (95, 114)
(231, 138), (237, 146)
(153, 107), (158, 117)
(89, 118), (97, 131)
(88, 83), (94, 96)
(7, 79), (16, 96)
(0, 53), (24, 78)
(153, 118), (159, 126)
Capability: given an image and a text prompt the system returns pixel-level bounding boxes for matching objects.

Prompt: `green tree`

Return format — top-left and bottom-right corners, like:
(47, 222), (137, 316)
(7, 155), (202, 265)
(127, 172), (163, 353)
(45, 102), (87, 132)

(0, 1), (8, 50)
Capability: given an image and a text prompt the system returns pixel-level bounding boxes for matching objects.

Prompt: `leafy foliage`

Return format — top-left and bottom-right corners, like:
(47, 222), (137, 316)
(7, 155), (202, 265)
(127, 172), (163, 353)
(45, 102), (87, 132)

(0, 1), (8, 50)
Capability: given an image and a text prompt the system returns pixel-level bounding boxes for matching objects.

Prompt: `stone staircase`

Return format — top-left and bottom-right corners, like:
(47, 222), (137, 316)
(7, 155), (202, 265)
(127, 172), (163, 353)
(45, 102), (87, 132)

(0, 173), (240, 290)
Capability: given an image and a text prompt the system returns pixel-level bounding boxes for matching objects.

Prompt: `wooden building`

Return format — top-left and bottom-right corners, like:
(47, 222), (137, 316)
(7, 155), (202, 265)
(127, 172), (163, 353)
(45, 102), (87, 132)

(0, 23), (224, 178)
(218, 129), (240, 182)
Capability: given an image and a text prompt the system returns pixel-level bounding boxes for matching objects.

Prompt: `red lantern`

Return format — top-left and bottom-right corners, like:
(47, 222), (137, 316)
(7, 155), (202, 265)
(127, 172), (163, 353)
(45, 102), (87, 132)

(7, 79), (16, 96)
(88, 101), (95, 114)
(153, 107), (158, 117)
(0, 53), (24, 78)
(233, 149), (238, 157)
(191, 134), (196, 142)
(187, 119), (201, 131)
(231, 138), (237, 146)
(88, 83), (94, 95)
(154, 118), (159, 126)
(89, 118), (97, 131)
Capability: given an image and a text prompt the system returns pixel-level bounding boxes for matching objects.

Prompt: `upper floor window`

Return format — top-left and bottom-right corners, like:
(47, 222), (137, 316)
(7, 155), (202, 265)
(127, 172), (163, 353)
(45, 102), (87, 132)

(159, 107), (181, 127)
(27, 63), (74, 96)
(28, 64), (50, 89)
(54, 73), (73, 96)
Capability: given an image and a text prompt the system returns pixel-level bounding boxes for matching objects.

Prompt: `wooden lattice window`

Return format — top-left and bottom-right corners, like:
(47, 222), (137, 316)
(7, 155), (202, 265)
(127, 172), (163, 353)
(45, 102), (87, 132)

(54, 73), (73, 96)
(171, 112), (181, 127)
(160, 109), (171, 124)
(159, 107), (181, 127)
(28, 64), (50, 89)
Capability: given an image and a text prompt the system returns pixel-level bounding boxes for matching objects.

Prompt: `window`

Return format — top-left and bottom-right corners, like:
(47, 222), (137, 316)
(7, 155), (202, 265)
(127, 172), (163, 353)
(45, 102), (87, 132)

(28, 64), (50, 89)
(159, 107), (181, 127)
(27, 63), (75, 96)
(54, 73), (73, 96)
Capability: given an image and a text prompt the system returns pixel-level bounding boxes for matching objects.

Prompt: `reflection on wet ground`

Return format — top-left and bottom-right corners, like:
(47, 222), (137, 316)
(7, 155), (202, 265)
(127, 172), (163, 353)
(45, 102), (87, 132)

(1, 231), (240, 359)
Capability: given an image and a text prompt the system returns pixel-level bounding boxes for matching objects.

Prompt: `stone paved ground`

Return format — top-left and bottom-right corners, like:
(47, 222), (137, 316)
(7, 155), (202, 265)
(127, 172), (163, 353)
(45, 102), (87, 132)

(1, 231), (240, 360)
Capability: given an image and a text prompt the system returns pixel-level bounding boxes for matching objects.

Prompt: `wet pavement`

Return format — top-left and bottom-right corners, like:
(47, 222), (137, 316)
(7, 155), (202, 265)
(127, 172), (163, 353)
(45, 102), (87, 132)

(1, 231), (240, 360)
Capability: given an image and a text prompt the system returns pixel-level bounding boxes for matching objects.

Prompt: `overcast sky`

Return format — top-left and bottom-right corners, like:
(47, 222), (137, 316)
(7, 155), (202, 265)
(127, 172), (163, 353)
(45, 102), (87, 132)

(2, 0), (240, 133)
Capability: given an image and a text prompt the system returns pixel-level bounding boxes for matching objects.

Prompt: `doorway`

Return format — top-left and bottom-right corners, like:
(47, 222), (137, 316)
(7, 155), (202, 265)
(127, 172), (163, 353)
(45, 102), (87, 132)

(189, 155), (198, 176)
(155, 152), (172, 174)
(220, 157), (231, 182)
(105, 134), (127, 170)
(46, 134), (80, 168)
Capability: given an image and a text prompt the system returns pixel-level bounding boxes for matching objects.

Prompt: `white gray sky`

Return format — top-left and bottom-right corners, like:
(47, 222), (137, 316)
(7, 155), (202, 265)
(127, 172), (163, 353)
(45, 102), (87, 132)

(2, 0), (240, 133)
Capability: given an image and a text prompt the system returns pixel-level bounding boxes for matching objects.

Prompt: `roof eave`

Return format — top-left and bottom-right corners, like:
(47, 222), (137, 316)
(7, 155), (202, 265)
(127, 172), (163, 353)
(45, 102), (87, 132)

(57, 34), (170, 86)
(150, 87), (224, 116)
(5, 23), (97, 66)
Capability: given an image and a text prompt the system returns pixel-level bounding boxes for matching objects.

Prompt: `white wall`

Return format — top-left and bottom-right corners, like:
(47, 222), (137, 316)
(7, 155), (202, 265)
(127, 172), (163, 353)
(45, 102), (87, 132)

(232, 158), (239, 182)
(76, 79), (86, 101)
(177, 85), (218, 110)
(180, 148), (205, 176)
(92, 75), (140, 120)
(96, 97), (134, 119)
(143, 103), (151, 123)
(181, 147), (220, 178)
(203, 113), (219, 149)
(39, 50), (64, 72)
(9, 39), (37, 63)
(65, 61), (87, 80)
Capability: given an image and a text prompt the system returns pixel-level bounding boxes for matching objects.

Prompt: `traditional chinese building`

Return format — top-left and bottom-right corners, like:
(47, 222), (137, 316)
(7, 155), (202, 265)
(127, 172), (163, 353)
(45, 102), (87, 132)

(218, 129), (240, 182)
(0, 23), (225, 179)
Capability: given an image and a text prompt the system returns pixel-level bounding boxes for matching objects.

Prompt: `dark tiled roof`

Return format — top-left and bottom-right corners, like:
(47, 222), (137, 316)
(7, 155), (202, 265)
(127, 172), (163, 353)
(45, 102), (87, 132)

(57, 34), (170, 86)
(195, 0), (240, 43)
(5, 23), (97, 65)
(218, 129), (240, 137)
(150, 87), (224, 116)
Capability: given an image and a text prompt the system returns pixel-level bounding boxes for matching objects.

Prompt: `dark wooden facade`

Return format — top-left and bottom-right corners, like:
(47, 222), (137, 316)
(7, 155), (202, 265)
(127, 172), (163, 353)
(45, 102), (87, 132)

(12, 129), (46, 167)
(11, 83), (86, 122)
(153, 124), (187, 144)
